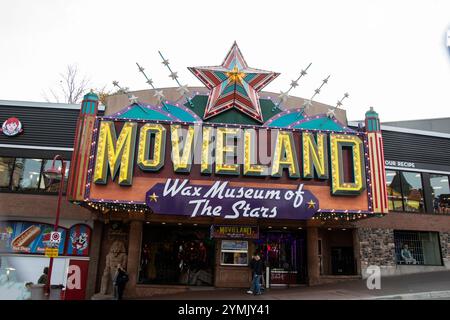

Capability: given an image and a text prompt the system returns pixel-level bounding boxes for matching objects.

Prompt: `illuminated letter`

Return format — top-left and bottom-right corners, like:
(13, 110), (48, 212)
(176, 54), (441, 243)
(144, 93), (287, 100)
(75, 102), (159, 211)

(93, 121), (137, 185)
(302, 132), (328, 179)
(137, 123), (166, 172)
(270, 130), (300, 178)
(329, 133), (366, 195)
(215, 127), (240, 175)
(201, 126), (214, 174)
(243, 129), (268, 176)
(171, 125), (195, 173)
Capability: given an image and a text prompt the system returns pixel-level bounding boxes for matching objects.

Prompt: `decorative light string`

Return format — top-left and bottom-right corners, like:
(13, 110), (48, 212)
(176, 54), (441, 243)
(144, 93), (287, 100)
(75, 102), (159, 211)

(326, 92), (349, 119)
(158, 51), (194, 108)
(136, 62), (170, 112)
(298, 75), (331, 117)
(112, 81), (139, 104)
(274, 62), (312, 111)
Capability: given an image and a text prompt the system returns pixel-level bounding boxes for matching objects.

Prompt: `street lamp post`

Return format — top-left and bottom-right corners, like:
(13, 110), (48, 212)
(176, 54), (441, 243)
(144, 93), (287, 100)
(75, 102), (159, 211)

(43, 155), (66, 297)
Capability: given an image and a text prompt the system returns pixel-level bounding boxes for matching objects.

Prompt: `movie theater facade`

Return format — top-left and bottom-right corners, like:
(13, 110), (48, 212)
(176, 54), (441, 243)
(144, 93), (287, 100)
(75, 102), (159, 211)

(68, 46), (389, 297)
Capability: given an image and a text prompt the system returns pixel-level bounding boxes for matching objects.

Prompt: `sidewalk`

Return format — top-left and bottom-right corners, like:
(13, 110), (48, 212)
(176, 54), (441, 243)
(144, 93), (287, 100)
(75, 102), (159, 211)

(139, 270), (450, 300)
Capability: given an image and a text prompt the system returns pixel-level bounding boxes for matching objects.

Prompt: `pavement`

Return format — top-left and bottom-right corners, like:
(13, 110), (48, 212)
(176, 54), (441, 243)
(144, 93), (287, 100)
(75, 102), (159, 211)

(139, 270), (450, 300)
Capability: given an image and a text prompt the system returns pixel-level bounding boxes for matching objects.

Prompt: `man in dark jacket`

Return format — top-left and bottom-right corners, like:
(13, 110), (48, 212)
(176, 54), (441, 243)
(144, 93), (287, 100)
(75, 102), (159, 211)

(113, 264), (129, 300)
(247, 253), (264, 295)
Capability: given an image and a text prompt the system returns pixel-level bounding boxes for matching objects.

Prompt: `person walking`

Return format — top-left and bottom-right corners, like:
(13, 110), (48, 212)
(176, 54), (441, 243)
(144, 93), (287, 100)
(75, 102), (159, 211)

(113, 264), (129, 300)
(247, 253), (265, 295)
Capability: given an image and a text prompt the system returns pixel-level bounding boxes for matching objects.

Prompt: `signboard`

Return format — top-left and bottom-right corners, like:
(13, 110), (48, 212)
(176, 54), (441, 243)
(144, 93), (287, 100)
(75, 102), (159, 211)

(1, 117), (23, 136)
(0, 222), (66, 254)
(146, 179), (319, 220)
(44, 247), (59, 258)
(211, 225), (259, 239)
(0, 221), (92, 256)
(85, 120), (374, 217)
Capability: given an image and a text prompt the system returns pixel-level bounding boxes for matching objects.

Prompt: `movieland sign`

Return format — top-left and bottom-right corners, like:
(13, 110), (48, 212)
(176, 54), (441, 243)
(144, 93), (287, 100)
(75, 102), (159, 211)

(82, 119), (374, 220)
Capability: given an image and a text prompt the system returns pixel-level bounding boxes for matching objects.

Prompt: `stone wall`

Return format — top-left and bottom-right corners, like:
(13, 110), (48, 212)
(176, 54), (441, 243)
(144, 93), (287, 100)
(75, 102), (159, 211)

(358, 228), (395, 277)
(440, 232), (450, 267)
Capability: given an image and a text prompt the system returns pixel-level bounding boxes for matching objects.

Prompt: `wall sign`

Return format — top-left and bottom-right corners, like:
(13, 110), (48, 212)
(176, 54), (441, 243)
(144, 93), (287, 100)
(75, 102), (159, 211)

(1, 117), (23, 136)
(146, 179), (319, 220)
(0, 221), (91, 256)
(211, 225), (259, 239)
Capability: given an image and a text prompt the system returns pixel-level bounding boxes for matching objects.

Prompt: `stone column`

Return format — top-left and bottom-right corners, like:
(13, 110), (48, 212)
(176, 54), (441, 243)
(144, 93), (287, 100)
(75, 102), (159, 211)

(86, 220), (103, 299)
(352, 228), (361, 275)
(307, 227), (320, 286)
(124, 220), (143, 298)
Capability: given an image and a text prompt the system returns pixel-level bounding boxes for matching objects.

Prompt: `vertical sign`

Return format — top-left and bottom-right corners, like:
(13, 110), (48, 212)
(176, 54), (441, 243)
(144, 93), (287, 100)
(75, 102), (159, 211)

(63, 259), (89, 300)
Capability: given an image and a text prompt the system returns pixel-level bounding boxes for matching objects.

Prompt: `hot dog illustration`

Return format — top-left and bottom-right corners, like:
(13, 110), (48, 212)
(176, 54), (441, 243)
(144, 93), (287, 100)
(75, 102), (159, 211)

(11, 225), (41, 249)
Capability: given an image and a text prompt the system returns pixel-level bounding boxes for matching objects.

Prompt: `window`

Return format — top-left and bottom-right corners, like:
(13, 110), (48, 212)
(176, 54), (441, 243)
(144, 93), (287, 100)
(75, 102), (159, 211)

(429, 175), (450, 214)
(40, 160), (71, 193)
(0, 157), (14, 188)
(11, 158), (43, 191)
(0, 157), (70, 194)
(220, 240), (249, 266)
(385, 170), (424, 212)
(394, 231), (442, 266)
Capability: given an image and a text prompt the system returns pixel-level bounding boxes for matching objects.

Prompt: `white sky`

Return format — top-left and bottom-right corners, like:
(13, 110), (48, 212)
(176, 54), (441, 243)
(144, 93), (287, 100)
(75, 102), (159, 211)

(0, 0), (449, 122)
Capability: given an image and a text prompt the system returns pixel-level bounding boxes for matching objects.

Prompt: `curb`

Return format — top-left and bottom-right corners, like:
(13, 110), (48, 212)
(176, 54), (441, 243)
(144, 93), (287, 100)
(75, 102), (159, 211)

(367, 290), (450, 300)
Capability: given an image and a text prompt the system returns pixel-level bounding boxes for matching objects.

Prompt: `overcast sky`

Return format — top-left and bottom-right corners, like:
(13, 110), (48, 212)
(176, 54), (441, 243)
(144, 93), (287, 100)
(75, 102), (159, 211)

(0, 0), (449, 122)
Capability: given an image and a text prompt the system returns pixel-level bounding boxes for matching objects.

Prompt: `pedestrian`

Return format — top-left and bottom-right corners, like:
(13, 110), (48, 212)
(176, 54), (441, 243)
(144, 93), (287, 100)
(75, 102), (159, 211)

(113, 264), (129, 300)
(37, 267), (49, 284)
(247, 253), (265, 295)
(247, 255), (256, 294)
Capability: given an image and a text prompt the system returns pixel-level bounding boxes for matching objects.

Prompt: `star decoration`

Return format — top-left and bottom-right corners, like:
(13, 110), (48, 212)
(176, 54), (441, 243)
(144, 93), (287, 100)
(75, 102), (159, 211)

(176, 84), (190, 96)
(307, 200), (316, 209)
(303, 99), (312, 109)
(278, 91), (289, 103)
(154, 90), (165, 101)
(169, 71), (178, 80)
(148, 192), (158, 202)
(290, 80), (299, 88)
(188, 42), (280, 123)
(162, 58), (170, 66)
(327, 108), (336, 118)
(146, 79), (153, 86)
(112, 80), (119, 87)
(128, 94), (139, 104)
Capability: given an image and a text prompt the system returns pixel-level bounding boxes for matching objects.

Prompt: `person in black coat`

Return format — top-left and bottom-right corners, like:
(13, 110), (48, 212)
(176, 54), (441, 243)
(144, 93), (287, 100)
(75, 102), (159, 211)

(247, 253), (265, 295)
(113, 264), (129, 300)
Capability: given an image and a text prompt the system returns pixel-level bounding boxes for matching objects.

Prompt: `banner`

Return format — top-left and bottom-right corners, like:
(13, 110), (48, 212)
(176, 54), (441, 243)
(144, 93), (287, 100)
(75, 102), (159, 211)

(63, 259), (89, 300)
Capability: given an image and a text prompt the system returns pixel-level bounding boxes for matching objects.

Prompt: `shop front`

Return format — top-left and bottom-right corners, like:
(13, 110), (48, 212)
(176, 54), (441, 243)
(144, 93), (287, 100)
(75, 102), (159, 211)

(67, 44), (389, 298)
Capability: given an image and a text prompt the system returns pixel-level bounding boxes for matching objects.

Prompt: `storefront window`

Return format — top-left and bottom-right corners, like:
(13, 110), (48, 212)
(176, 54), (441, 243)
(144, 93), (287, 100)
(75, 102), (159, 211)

(0, 157), (15, 188)
(40, 160), (71, 192)
(429, 175), (450, 214)
(139, 225), (214, 286)
(11, 158), (43, 191)
(220, 240), (248, 266)
(254, 231), (306, 285)
(385, 170), (424, 212)
(401, 172), (424, 212)
(394, 230), (442, 266)
(386, 170), (404, 211)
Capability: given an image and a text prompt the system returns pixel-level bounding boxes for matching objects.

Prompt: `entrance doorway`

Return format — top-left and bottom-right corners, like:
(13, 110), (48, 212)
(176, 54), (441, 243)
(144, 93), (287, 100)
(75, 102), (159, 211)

(254, 230), (307, 285)
(138, 224), (214, 286)
(331, 247), (356, 275)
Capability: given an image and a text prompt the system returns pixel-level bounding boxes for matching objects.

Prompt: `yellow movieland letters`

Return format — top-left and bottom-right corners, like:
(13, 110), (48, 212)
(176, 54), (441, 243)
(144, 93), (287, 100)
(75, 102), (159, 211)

(270, 130), (300, 178)
(137, 123), (166, 171)
(243, 129), (268, 176)
(329, 133), (365, 195)
(215, 127), (240, 175)
(201, 126), (213, 174)
(91, 121), (367, 196)
(302, 132), (328, 179)
(93, 121), (137, 185)
(171, 125), (195, 173)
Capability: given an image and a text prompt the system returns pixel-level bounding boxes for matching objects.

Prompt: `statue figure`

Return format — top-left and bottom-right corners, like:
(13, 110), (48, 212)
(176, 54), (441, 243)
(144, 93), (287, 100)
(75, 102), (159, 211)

(99, 240), (127, 295)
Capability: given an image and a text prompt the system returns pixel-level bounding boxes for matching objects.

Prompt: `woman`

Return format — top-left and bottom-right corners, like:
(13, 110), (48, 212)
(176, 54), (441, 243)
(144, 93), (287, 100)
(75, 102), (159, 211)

(113, 264), (129, 300)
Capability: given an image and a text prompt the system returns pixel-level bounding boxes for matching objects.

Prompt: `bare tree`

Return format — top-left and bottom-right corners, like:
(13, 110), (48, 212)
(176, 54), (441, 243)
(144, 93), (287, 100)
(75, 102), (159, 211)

(43, 64), (90, 104)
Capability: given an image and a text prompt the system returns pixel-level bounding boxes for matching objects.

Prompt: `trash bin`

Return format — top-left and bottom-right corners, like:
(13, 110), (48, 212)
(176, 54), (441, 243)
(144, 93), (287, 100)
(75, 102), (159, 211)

(49, 285), (64, 300)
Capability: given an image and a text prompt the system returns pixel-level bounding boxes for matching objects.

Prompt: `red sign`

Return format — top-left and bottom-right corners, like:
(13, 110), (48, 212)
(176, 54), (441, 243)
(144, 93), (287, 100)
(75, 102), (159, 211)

(63, 259), (89, 300)
(1, 117), (23, 136)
